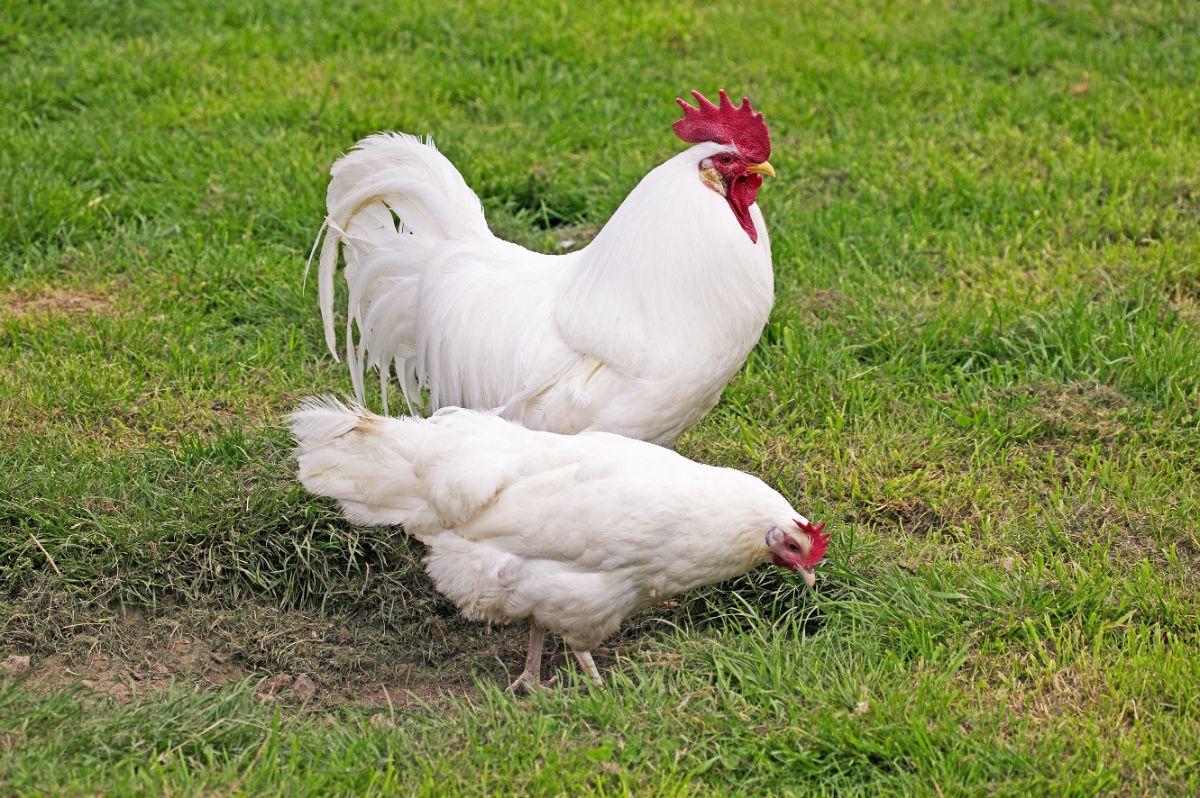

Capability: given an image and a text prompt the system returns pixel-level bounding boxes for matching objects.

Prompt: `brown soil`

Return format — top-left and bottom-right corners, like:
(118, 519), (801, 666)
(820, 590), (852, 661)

(1, 591), (641, 713)
(0, 288), (113, 320)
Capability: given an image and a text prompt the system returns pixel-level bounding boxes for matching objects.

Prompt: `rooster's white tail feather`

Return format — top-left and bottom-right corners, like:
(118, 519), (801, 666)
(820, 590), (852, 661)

(314, 134), (493, 411)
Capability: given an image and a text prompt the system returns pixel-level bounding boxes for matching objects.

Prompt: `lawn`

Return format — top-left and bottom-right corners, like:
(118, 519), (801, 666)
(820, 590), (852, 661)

(2, 0), (1199, 794)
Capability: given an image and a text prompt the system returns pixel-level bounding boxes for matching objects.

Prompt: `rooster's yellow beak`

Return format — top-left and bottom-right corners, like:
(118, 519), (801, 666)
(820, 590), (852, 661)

(746, 161), (776, 178)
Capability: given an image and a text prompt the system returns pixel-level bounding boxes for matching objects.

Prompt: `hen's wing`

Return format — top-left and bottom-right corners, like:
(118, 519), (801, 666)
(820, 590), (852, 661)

(415, 411), (690, 554)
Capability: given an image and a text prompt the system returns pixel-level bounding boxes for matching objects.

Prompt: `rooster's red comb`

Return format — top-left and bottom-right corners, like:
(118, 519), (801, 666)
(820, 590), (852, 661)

(794, 519), (830, 568)
(673, 89), (771, 163)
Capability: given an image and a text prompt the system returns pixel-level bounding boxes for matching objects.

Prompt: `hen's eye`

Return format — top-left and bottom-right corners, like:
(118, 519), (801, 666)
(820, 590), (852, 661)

(720, 155), (734, 164)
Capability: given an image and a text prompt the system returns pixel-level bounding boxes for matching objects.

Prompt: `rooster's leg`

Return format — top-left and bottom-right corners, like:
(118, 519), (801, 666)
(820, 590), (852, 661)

(508, 623), (546, 694)
(572, 649), (603, 686)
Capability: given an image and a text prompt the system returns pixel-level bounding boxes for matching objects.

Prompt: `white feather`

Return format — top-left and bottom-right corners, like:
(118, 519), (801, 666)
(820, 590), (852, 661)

(315, 135), (774, 445)
(288, 402), (814, 650)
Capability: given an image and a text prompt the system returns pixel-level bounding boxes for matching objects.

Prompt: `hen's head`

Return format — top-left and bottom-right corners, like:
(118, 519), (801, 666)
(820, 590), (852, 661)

(766, 519), (830, 588)
(674, 90), (774, 243)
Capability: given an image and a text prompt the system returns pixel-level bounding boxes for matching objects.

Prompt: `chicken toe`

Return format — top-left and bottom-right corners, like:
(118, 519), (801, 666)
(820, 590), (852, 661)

(508, 623), (547, 694)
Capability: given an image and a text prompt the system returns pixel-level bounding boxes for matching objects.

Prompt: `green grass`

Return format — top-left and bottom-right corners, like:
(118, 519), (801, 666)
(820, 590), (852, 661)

(2, 0), (1199, 794)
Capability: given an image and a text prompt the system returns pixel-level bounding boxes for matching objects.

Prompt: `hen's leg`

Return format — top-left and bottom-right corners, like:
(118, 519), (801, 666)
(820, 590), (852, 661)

(572, 649), (603, 686)
(509, 623), (546, 694)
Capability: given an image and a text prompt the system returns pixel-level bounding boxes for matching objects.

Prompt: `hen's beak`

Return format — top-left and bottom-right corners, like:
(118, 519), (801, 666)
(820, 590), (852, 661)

(797, 566), (817, 589)
(746, 161), (776, 178)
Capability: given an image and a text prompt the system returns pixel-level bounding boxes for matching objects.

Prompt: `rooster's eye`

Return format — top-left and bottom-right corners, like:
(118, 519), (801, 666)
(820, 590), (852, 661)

(719, 155), (734, 164)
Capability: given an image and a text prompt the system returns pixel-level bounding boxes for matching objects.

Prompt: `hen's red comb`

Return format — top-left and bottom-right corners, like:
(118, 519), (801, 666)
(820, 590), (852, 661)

(673, 89), (771, 163)
(794, 519), (830, 568)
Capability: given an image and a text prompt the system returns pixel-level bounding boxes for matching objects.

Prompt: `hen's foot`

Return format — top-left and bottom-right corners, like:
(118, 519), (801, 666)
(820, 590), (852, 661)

(509, 622), (549, 694)
(573, 650), (604, 687)
(508, 671), (544, 694)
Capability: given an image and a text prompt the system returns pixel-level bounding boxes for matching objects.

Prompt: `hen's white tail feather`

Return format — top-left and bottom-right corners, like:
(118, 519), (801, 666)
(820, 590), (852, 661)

(287, 397), (434, 528)
(288, 398), (545, 537)
(314, 133), (493, 411)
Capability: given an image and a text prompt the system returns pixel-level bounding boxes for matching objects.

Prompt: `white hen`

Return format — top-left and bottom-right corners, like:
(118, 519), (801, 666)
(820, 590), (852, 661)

(288, 398), (829, 690)
(314, 90), (776, 446)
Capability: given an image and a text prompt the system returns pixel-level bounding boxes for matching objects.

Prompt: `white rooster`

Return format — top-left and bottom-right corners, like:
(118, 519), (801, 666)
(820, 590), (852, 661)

(315, 90), (776, 446)
(288, 398), (829, 691)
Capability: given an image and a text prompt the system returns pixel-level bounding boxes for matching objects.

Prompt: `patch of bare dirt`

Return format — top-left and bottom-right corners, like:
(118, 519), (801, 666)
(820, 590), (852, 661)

(997, 382), (1198, 565)
(18, 607), (252, 705)
(962, 651), (1108, 733)
(852, 495), (955, 538)
(1169, 182), (1200, 222)
(788, 287), (848, 327)
(0, 591), (637, 712)
(1164, 263), (1200, 325)
(0, 288), (113, 320)
(1006, 382), (1141, 445)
